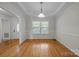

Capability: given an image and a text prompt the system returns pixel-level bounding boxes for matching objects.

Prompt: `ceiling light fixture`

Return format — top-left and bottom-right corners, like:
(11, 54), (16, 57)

(38, 2), (45, 18)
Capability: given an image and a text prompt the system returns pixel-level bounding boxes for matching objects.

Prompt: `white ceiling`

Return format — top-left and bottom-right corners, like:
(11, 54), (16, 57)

(18, 2), (66, 17)
(0, 2), (73, 17)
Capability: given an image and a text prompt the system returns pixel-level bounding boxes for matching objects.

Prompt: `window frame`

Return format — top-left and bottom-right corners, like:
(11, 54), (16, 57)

(32, 21), (48, 35)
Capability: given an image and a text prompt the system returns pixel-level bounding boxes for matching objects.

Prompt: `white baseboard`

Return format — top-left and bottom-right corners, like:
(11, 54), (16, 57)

(71, 49), (79, 56)
(57, 39), (79, 56)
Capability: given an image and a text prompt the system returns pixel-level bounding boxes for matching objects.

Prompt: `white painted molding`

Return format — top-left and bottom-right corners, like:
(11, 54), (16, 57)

(57, 32), (79, 37)
(17, 2), (34, 17)
(17, 2), (67, 17)
(57, 39), (79, 56)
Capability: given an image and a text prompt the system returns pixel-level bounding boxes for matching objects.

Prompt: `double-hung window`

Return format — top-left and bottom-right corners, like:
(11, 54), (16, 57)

(32, 21), (48, 34)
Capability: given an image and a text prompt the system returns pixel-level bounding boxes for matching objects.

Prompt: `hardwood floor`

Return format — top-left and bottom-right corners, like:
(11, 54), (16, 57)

(19, 39), (77, 57)
(0, 39), (77, 57)
(0, 39), (19, 57)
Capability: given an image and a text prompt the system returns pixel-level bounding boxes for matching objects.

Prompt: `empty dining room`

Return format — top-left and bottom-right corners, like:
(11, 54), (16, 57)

(0, 2), (79, 57)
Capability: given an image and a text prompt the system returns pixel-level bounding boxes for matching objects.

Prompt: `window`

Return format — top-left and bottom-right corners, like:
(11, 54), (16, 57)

(17, 24), (20, 32)
(32, 21), (48, 34)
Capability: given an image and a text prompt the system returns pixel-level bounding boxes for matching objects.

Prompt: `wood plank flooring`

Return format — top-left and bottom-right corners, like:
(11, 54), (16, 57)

(0, 39), (19, 57)
(0, 39), (77, 57)
(19, 39), (77, 57)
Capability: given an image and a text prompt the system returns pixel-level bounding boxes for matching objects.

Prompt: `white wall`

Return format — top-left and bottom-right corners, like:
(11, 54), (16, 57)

(56, 3), (79, 55)
(0, 15), (10, 42)
(18, 15), (56, 43)
(0, 13), (29, 44)
(27, 16), (56, 39)
(10, 17), (19, 39)
(0, 14), (19, 42)
(0, 2), (29, 43)
(19, 15), (30, 43)
(0, 15), (2, 42)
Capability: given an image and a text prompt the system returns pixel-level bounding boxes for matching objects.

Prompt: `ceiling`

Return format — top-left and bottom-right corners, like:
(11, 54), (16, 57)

(0, 2), (72, 17)
(18, 2), (66, 17)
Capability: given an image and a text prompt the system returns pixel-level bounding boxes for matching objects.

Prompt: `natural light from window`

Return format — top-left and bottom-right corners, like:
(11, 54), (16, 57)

(32, 21), (48, 34)
(17, 24), (20, 32)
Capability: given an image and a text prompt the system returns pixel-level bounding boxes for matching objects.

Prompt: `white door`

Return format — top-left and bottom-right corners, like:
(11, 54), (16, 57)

(2, 20), (10, 41)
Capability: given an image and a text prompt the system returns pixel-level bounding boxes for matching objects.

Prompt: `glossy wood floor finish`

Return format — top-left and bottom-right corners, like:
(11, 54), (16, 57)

(19, 39), (77, 57)
(0, 39), (77, 57)
(0, 39), (19, 57)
